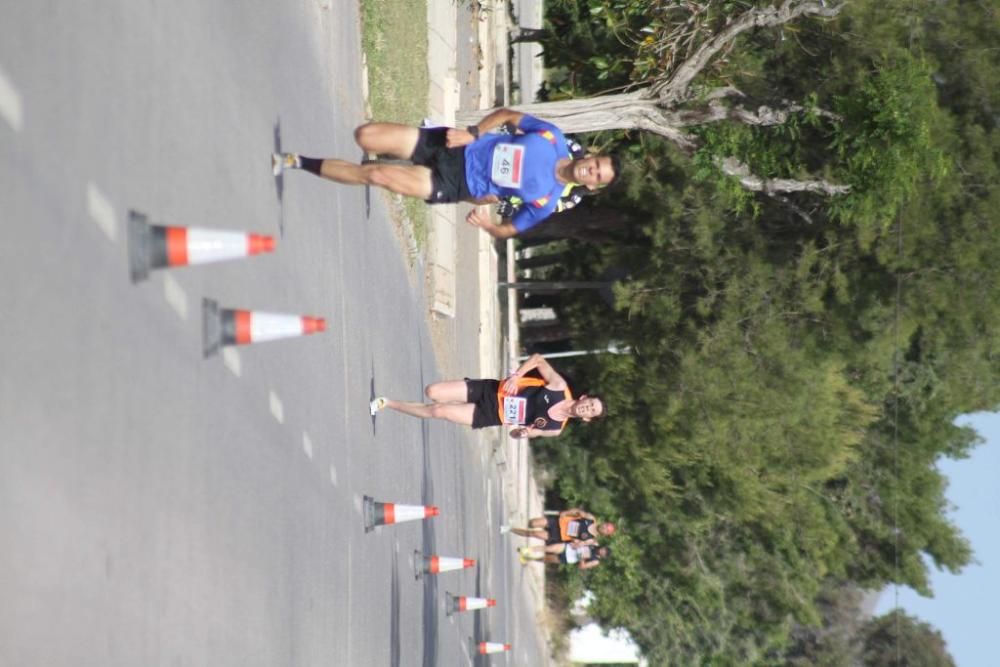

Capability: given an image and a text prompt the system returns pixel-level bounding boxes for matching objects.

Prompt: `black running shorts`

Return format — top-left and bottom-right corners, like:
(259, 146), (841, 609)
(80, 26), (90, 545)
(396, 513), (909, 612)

(465, 378), (502, 429)
(545, 515), (562, 545)
(411, 127), (472, 204)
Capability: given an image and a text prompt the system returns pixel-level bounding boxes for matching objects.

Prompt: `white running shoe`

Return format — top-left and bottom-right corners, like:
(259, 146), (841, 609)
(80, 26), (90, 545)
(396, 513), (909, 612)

(499, 524), (511, 535)
(369, 396), (387, 416)
(271, 152), (300, 176)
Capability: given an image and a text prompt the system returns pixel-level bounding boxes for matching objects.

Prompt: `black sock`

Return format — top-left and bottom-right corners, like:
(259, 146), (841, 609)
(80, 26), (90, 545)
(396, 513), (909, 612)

(299, 156), (323, 176)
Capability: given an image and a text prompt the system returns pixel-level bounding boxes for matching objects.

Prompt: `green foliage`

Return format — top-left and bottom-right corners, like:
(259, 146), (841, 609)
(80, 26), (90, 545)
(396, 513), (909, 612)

(830, 56), (949, 243)
(859, 610), (957, 667)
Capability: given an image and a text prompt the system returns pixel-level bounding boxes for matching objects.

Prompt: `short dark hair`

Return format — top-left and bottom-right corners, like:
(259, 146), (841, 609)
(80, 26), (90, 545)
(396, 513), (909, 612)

(605, 153), (623, 189)
(597, 546), (612, 560)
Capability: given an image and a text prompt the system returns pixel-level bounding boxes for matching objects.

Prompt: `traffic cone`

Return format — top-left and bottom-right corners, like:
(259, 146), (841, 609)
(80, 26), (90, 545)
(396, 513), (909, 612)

(202, 298), (326, 357)
(445, 592), (496, 616)
(128, 210), (275, 283)
(413, 551), (475, 580)
(478, 641), (512, 655)
(363, 495), (439, 533)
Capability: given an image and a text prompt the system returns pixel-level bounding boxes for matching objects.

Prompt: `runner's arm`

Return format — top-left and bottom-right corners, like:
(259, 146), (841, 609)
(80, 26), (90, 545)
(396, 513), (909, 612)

(508, 353), (566, 390)
(471, 108), (526, 136)
(470, 195), (500, 205)
(466, 208), (517, 238)
(562, 509), (596, 522)
(579, 559), (602, 570)
(448, 109), (527, 147)
(509, 426), (561, 440)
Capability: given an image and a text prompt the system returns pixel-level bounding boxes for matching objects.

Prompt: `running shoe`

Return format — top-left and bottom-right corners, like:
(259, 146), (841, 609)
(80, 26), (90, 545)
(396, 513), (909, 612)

(271, 152), (300, 176)
(369, 396), (387, 416)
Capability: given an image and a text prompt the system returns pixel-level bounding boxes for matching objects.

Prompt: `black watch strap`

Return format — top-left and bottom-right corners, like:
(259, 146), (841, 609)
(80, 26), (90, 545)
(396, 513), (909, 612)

(466, 125), (480, 139)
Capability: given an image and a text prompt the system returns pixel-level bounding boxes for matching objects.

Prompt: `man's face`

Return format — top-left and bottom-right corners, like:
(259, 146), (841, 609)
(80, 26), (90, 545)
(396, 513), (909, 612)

(571, 395), (604, 420)
(572, 156), (615, 190)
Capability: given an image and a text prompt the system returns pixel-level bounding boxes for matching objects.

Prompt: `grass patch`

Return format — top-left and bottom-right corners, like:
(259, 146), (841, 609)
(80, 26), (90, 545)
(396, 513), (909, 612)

(360, 0), (430, 247)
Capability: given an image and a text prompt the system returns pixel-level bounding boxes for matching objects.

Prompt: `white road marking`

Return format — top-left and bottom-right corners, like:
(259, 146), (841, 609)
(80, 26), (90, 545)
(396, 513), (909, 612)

(269, 391), (284, 424)
(329, 464), (338, 486)
(161, 275), (188, 320)
(302, 432), (314, 459)
(487, 479), (493, 528)
(86, 183), (117, 242)
(352, 494), (362, 514)
(0, 64), (24, 131)
(221, 347), (241, 377)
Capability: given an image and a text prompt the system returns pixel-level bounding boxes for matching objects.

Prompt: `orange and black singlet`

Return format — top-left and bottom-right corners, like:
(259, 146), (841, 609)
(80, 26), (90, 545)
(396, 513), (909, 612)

(496, 377), (572, 432)
(545, 515), (596, 545)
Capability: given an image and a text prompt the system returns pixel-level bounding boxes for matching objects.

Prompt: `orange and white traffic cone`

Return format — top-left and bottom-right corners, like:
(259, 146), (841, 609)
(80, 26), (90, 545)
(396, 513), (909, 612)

(413, 551), (476, 580)
(477, 641), (512, 655)
(128, 210), (275, 283)
(363, 495), (439, 533)
(202, 298), (326, 357)
(445, 593), (496, 616)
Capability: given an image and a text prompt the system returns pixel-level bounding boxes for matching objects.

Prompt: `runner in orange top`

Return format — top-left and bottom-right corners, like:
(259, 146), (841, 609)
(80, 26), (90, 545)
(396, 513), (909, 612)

(369, 353), (605, 439)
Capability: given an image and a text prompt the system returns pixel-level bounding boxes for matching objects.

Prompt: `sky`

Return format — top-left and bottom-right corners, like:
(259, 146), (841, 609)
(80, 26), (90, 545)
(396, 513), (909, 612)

(875, 411), (1000, 667)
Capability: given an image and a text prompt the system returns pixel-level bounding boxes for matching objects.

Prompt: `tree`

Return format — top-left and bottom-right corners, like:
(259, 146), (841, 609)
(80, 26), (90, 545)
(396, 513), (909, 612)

(859, 610), (957, 667)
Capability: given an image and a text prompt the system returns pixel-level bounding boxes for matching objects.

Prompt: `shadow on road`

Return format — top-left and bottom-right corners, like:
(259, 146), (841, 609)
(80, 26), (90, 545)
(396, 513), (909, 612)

(272, 119), (285, 236)
(369, 359), (377, 434)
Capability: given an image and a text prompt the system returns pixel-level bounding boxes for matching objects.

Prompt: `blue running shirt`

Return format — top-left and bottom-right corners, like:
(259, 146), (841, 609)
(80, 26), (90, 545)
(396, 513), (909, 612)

(464, 115), (570, 233)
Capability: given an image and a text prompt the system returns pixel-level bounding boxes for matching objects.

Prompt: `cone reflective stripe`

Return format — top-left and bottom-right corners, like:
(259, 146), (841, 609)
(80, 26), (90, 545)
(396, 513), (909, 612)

(203, 298), (326, 357)
(228, 310), (326, 344)
(460, 596), (496, 611)
(364, 495), (439, 532)
(128, 210), (275, 282)
(478, 642), (511, 655)
(429, 556), (476, 574)
(446, 593), (496, 615)
(414, 550), (475, 579)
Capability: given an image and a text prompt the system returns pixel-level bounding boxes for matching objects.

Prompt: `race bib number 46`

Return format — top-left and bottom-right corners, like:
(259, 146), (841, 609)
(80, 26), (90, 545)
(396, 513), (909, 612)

(491, 144), (525, 188)
(503, 396), (528, 424)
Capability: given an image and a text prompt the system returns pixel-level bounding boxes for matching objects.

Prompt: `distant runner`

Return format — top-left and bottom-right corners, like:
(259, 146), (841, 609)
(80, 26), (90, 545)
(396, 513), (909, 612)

(272, 108), (620, 237)
(518, 543), (612, 570)
(369, 353), (605, 439)
(501, 508), (616, 544)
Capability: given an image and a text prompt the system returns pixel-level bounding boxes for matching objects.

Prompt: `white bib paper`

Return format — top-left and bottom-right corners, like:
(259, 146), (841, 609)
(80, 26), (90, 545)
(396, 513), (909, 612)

(491, 144), (525, 188)
(503, 396), (528, 424)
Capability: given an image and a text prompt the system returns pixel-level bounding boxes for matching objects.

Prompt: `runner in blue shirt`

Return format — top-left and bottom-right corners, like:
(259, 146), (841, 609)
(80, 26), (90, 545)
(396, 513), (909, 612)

(272, 108), (620, 238)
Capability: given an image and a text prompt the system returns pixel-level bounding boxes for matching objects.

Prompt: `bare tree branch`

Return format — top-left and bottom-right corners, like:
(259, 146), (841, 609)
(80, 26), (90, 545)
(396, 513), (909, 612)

(651, 0), (845, 105)
(663, 97), (843, 127)
(717, 156), (851, 196)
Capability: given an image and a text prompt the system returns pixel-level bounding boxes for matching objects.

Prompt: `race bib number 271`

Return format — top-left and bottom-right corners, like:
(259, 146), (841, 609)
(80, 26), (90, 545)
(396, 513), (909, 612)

(503, 396), (528, 424)
(491, 144), (525, 188)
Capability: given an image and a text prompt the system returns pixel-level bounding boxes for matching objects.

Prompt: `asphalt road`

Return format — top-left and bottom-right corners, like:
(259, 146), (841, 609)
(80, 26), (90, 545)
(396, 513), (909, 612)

(0, 2), (546, 665)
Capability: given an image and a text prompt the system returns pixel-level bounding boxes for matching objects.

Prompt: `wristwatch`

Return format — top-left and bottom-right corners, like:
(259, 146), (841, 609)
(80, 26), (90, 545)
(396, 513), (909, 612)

(466, 125), (480, 139)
